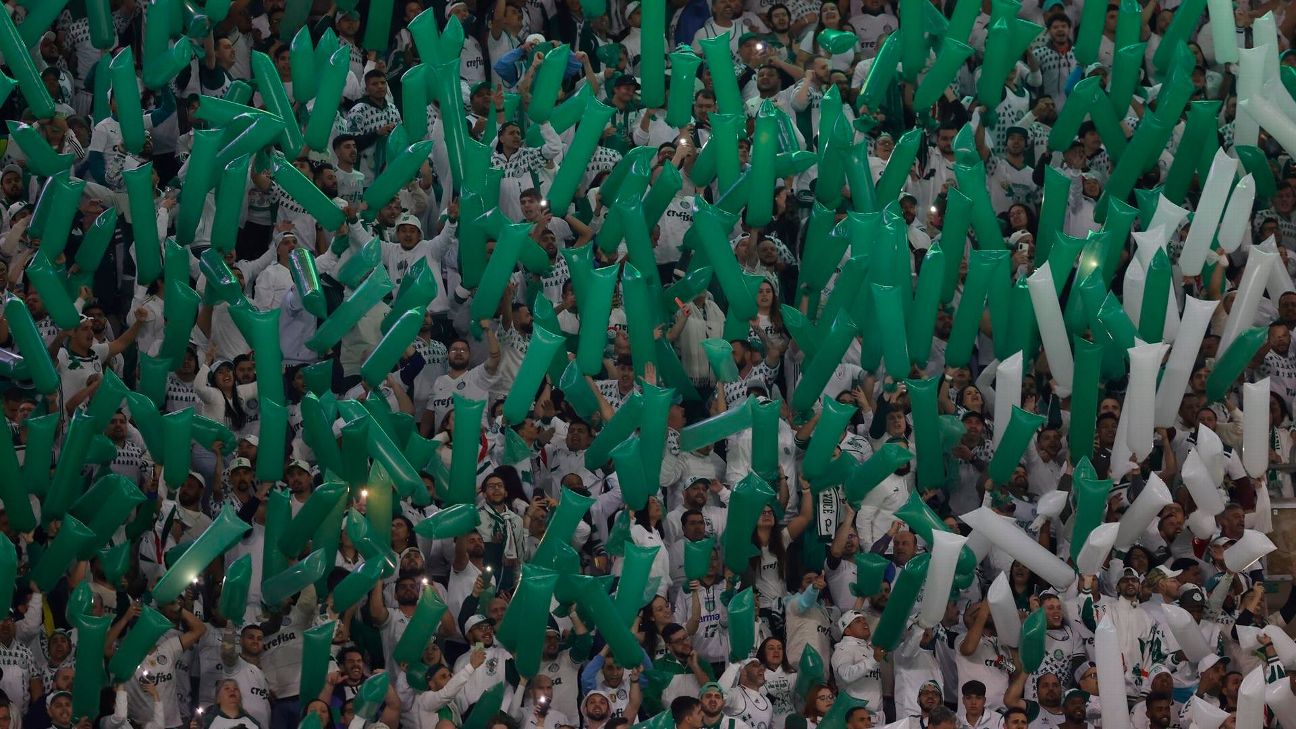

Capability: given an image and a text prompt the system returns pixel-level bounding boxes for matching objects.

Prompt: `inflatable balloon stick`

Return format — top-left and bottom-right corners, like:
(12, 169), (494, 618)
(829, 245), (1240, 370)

(723, 474), (777, 574)
(873, 552), (930, 651)
(962, 507), (1075, 589)
(986, 573), (1022, 646)
(918, 531), (966, 628)
(987, 407), (1046, 484)
(1095, 616), (1132, 729)
(699, 33), (742, 113)
(107, 606), (173, 681)
(30, 516), (94, 592)
(579, 578), (645, 667)
(393, 587), (449, 665)
(447, 394), (486, 504)
(288, 248), (327, 319)
(1020, 608), (1047, 672)
(298, 622), (336, 715)
(527, 44), (570, 123)
(684, 537), (715, 585)
(1206, 327), (1266, 401)
(307, 267), (394, 353)
(152, 506), (251, 604)
(746, 101), (779, 227)
(585, 393), (645, 467)
(914, 40), (973, 110)
(546, 97), (616, 214)
(678, 397), (752, 453)
(272, 156), (347, 232)
(218, 554), (253, 625)
(846, 443), (912, 506)
(71, 612), (110, 721)
(728, 588), (757, 661)
(304, 46), (350, 150)
(0, 11), (55, 118)
(666, 48), (703, 128)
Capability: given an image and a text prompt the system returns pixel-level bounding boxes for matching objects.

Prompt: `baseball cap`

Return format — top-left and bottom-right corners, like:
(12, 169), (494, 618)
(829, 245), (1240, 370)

(699, 682), (725, 698)
(1179, 586), (1206, 608)
(46, 690), (71, 708)
(1004, 125), (1029, 139)
(1073, 661), (1095, 684)
(285, 459), (313, 475)
(525, 33), (546, 45)
(1118, 566), (1143, 581)
(625, 0), (642, 16)
(1063, 688), (1090, 703)
(919, 680), (942, 695)
(445, 2), (467, 18)
(186, 471), (206, 488)
(6, 201), (29, 218)
(2, 163), (21, 179)
(396, 213), (423, 234)
(1209, 535), (1236, 548)
(1197, 654), (1229, 674)
(613, 74), (641, 88)
(464, 614), (495, 633)
(838, 610), (866, 634)
(228, 457), (253, 472)
(686, 476), (710, 488)
(239, 434), (260, 447)
(1084, 62), (1106, 75)
(1148, 565), (1182, 582)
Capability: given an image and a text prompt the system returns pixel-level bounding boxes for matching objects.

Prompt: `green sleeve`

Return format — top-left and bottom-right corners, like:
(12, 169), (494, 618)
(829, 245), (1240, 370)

(567, 632), (594, 663)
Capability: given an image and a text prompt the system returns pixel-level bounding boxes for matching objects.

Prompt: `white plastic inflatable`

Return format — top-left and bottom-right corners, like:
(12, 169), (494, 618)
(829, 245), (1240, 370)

(918, 530), (967, 628)
(1127, 342), (1169, 460)
(1095, 615), (1131, 729)
(1028, 264), (1073, 397)
(1114, 473), (1172, 550)
(986, 572), (1022, 647)
(1223, 530), (1276, 572)
(1180, 150), (1239, 276)
(1243, 378), (1271, 477)
(962, 507), (1076, 589)
(1154, 297), (1218, 427)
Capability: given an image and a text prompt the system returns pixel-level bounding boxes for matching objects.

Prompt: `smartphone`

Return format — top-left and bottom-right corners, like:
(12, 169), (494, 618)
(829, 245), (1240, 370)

(473, 641), (485, 652)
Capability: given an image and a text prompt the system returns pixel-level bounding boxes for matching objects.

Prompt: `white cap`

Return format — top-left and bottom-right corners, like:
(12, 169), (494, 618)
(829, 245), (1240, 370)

(837, 610), (865, 634)
(1196, 654), (1228, 674)
(228, 457), (254, 472)
(525, 33), (546, 46)
(464, 614), (493, 634)
(186, 471), (206, 488)
(624, 1), (641, 16)
(396, 213), (423, 234)
(239, 433), (260, 447)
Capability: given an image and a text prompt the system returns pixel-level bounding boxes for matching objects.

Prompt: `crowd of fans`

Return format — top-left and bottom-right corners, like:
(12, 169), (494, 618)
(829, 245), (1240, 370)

(0, 0), (1294, 728)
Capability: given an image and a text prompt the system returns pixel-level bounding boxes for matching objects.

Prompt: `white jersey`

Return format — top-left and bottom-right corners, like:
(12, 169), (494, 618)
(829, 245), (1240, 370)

(451, 643), (513, 712)
(260, 590), (318, 698)
(763, 666), (795, 729)
(0, 637), (35, 716)
(223, 657), (271, 729)
(955, 637), (1013, 712)
(537, 650), (583, 721)
(128, 634), (185, 728)
(673, 582), (730, 664)
(726, 684), (774, 729)
(425, 365), (497, 431)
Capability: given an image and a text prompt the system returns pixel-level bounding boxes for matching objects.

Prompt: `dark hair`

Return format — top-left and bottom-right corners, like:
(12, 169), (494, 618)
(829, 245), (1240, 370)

(364, 69), (385, 82)
(846, 706), (872, 721)
(1004, 707), (1030, 722)
(1145, 692), (1173, 706)
(758, 637), (793, 671)
(671, 697), (702, 722)
(801, 683), (832, 720)
(929, 707), (958, 726)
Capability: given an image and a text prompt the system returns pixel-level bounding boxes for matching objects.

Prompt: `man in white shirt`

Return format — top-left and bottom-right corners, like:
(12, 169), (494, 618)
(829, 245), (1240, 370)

(252, 232), (300, 310)
(419, 328), (501, 435)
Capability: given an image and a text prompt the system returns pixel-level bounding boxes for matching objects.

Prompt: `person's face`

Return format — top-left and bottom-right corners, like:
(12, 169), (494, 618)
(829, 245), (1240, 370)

(336, 139), (358, 164)
(936, 129), (957, 154)
(1004, 713), (1028, 729)
(48, 632), (71, 662)
(395, 578), (419, 605)
(769, 6), (790, 29)
(519, 194), (541, 219)
(1049, 18), (1071, 43)
(1223, 672), (1242, 700)
(235, 359), (255, 384)
(702, 690), (725, 714)
(919, 687), (942, 711)
(962, 693), (986, 717)
(668, 629), (693, 660)
(848, 711), (875, 729)
(1063, 694), (1087, 721)
(1096, 417), (1117, 447)
(483, 477), (507, 505)
(1147, 699), (1172, 729)
(815, 689), (834, 714)
(286, 465), (312, 492)
(684, 481), (708, 508)
(179, 477), (203, 507)
(893, 531), (916, 561)
(1198, 408), (1218, 431)
(366, 74), (388, 100)
(821, 1), (840, 23)
(1038, 429), (1061, 459)
(603, 658), (625, 685)
(583, 694), (610, 720)
(762, 639), (784, 666)
(342, 649), (366, 681)
(447, 341), (472, 370)
(757, 504), (776, 527)
(693, 95), (716, 124)
(471, 621), (496, 646)
(241, 627), (264, 656)
(1038, 674), (1062, 706)
(1118, 575), (1140, 598)
(1, 172), (21, 199)
(1043, 596), (1063, 628)
(1274, 186), (1296, 214)
(49, 695), (72, 726)
(742, 661), (766, 687)
(501, 124), (522, 150)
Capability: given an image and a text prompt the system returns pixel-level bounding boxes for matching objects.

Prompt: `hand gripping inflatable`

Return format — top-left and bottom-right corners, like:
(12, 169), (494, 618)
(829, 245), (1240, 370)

(361, 140), (436, 216)
(945, 249), (998, 367)
(1154, 296), (1217, 425)
(962, 507), (1075, 589)
(579, 576), (645, 667)
(723, 474), (777, 574)
(873, 552), (929, 652)
(153, 506), (251, 604)
(392, 587), (448, 665)
(107, 606), (174, 681)
(1180, 150), (1239, 276)
(527, 45), (571, 123)
(914, 40), (973, 110)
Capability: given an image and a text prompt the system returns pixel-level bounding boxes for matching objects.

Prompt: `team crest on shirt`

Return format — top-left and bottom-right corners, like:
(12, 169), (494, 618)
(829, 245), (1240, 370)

(616, 689), (627, 701)
(156, 655), (168, 665)
(548, 663), (559, 672)
(486, 657), (499, 673)
(458, 382), (466, 390)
